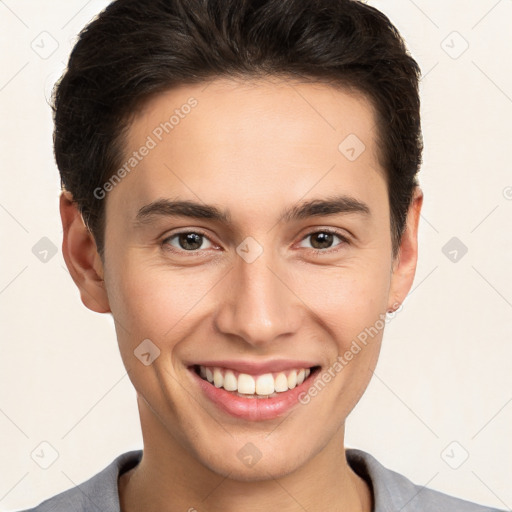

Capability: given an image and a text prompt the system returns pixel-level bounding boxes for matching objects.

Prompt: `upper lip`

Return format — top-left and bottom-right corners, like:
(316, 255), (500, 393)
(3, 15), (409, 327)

(189, 359), (319, 374)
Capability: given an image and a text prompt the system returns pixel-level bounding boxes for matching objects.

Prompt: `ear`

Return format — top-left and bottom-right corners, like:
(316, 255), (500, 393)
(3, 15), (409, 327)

(60, 190), (111, 313)
(387, 186), (423, 312)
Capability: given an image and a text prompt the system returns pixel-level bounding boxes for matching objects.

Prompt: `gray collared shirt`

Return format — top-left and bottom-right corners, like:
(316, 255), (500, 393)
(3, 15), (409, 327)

(17, 449), (505, 511)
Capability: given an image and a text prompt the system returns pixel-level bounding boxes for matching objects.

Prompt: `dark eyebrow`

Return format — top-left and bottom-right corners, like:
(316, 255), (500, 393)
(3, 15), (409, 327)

(134, 194), (371, 226)
(279, 194), (371, 223)
(135, 199), (232, 225)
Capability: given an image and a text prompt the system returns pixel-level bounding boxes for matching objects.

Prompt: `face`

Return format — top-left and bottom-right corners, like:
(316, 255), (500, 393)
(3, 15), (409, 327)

(63, 77), (422, 481)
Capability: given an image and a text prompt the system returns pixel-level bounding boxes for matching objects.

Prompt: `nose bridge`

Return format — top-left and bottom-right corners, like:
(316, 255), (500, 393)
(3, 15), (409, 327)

(214, 241), (301, 346)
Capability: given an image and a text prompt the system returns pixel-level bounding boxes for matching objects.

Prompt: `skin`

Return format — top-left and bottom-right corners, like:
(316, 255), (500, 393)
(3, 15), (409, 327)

(60, 77), (423, 512)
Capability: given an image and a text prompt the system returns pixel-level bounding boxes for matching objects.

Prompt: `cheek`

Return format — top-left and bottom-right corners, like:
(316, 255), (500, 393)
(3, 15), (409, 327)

(292, 266), (388, 426)
(104, 262), (201, 391)
(105, 257), (217, 342)
(295, 258), (391, 342)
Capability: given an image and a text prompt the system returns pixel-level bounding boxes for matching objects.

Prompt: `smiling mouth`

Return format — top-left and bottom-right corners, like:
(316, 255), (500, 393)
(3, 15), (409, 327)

(192, 364), (320, 398)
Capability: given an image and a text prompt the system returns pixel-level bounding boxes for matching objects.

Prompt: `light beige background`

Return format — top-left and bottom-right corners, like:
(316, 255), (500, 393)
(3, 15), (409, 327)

(0, 0), (511, 510)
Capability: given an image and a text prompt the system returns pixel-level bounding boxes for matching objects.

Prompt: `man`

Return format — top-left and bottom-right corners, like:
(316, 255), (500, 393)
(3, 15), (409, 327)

(20, 0), (504, 510)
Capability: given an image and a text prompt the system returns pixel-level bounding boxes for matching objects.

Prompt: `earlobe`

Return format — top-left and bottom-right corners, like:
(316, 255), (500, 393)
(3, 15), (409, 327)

(60, 190), (111, 313)
(387, 186), (423, 311)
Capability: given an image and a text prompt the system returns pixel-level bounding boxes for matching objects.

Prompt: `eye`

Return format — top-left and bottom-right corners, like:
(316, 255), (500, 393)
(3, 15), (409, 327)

(162, 231), (215, 253)
(298, 229), (350, 253)
(160, 228), (349, 256)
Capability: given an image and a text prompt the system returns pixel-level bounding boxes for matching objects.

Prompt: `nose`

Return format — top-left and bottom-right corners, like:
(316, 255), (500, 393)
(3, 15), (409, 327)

(213, 245), (304, 348)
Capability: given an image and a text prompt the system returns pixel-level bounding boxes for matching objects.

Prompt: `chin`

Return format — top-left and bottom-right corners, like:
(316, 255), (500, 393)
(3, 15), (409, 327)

(194, 440), (310, 482)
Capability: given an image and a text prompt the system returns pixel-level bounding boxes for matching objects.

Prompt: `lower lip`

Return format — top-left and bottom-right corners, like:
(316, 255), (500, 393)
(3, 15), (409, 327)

(189, 366), (320, 421)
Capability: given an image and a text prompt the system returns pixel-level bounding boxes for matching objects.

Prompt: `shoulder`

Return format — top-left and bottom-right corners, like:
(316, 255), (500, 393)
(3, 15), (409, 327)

(346, 448), (505, 512)
(14, 450), (142, 512)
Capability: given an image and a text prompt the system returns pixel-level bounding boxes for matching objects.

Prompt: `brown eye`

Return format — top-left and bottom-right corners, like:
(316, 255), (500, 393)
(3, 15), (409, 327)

(309, 232), (335, 249)
(299, 229), (349, 252)
(163, 231), (213, 252)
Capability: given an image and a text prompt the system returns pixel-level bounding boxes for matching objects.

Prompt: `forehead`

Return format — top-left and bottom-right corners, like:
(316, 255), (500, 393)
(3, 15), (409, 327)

(108, 77), (386, 227)
(129, 76), (379, 161)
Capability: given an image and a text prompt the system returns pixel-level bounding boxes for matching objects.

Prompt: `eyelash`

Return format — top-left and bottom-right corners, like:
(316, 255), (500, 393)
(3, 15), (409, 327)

(161, 228), (350, 256)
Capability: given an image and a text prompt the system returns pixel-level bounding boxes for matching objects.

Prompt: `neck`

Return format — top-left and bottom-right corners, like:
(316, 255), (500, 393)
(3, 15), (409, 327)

(119, 397), (373, 512)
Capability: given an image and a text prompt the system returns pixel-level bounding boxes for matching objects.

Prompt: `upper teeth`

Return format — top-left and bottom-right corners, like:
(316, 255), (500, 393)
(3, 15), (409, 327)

(199, 365), (312, 396)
